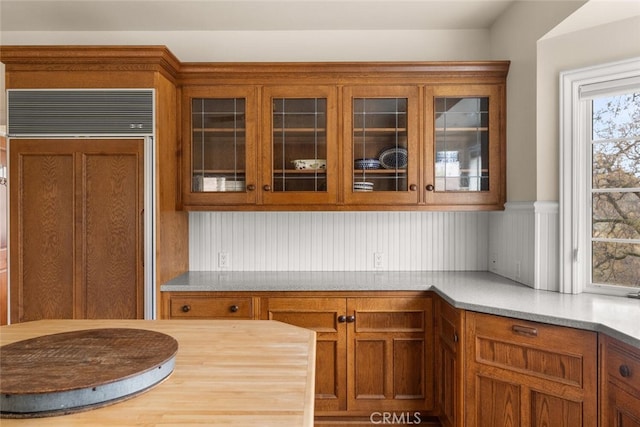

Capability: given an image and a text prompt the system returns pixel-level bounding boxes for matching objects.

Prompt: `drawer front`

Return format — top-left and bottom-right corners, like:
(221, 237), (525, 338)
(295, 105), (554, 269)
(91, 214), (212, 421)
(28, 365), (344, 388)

(469, 311), (597, 387)
(169, 296), (253, 319)
(605, 340), (640, 395)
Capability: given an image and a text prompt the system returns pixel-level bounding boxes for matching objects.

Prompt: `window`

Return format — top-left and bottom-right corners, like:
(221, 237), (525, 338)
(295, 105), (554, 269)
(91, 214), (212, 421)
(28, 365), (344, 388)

(560, 57), (640, 296)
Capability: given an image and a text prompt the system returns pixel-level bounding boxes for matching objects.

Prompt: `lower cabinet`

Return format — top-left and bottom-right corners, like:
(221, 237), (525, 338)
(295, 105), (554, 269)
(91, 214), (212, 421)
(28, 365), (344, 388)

(465, 311), (598, 427)
(435, 296), (465, 427)
(161, 292), (257, 319)
(261, 295), (435, 417)
(600, 334), (640, 427)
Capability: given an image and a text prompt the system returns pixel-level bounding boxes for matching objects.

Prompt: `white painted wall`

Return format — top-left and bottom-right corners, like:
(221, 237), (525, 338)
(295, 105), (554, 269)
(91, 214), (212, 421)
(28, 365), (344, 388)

(537, 13), (640, 201)
(489, 0), (585, 202)
(0, 30), (491, 62)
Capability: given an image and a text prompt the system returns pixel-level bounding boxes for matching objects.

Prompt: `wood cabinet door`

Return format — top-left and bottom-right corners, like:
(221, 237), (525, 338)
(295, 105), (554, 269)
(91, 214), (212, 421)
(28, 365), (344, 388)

(181, 86), (259, 207)
(424, 84), (506, 209)
(261, 85), (339, 205)
(465, 312), (597, 427)
(262, 297), (347, 413)
(347, 296), (434, 413)
(10, 139), (144, 322)
(343, 86), (421, 206)
(600, 335), (640, 427)
(435, 297), (464, 427)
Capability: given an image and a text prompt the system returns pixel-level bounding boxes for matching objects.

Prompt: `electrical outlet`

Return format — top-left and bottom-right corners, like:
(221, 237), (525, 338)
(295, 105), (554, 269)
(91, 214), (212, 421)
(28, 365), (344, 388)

(218, 252), (230, 269)
(489, 252), (498, 272)
(374, 252), (384, 269)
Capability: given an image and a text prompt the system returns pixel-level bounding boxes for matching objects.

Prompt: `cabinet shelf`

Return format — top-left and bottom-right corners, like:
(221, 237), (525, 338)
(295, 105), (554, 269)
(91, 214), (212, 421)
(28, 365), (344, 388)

(273, 169), (327, 174)
(435, 127), (488, 132)
(353, 128), (407, 133)
(193, 169), (246, 174)
(193, 128), (246, 133)
(354, 169), (406, 174)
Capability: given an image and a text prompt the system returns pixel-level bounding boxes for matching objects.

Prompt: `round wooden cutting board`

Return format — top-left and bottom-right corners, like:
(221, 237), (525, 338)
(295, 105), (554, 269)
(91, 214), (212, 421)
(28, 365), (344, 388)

(0, 328), (178, 418)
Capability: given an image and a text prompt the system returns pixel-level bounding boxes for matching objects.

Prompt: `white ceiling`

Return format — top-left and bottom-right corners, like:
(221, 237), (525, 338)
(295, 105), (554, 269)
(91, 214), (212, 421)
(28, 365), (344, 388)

(1, 0), (520, 32)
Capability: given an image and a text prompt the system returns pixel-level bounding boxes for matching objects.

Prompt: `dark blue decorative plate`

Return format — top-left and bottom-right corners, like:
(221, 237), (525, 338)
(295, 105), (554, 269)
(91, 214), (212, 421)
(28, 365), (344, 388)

(378, 147), (408, 169)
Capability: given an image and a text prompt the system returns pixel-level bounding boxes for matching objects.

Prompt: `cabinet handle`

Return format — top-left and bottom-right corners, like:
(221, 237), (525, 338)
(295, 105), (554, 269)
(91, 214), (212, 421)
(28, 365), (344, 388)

(619, 364), (632, 378)
(426, 184), (435, 191)
(346, 315), (356, 323)
(229, 305), (239, 313)
(263, 184), (271, 192)
(337, 315), (347, 323)
(453, 333), (459, 343)
(181, 304), (191, 313)
(409, 184), (417, 191)
(512, 325), (538, 337)
(246, 184), (256, 191)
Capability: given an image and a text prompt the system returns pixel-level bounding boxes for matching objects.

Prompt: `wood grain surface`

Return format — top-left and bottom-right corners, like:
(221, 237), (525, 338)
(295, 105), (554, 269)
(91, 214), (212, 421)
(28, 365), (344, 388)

(0, 319), (316, 426)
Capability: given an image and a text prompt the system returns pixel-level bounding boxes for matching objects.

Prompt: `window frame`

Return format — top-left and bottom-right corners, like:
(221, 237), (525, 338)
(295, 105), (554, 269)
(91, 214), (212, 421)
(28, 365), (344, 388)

(559, 57), (640, 295)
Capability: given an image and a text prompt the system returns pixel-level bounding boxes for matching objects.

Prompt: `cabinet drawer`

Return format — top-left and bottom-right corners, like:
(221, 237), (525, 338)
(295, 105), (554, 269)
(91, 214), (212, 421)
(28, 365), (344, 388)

(169, 296), (253, 319)
(469, 312), (597, 387)
(605, 339), (640, 395)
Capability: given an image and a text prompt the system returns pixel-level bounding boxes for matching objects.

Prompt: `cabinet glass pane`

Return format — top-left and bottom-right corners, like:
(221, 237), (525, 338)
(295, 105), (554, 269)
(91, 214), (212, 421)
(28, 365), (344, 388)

(435, 97), (489, 192)
(352, 98), (408, 192)
(272, 98), (327, 192)
(192, 98), (246, 192)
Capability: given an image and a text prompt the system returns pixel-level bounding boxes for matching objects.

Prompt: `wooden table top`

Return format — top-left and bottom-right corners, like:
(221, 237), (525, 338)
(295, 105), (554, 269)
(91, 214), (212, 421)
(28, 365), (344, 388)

(0, 319), (316, 426)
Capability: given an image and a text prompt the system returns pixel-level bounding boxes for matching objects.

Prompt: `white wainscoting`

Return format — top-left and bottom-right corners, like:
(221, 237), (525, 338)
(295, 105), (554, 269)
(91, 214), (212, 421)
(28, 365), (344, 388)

(189, 211), (490, 271)
(488, 202), (535, 287)
(534, 201), (560, 292)
(487, 201), (560, 290)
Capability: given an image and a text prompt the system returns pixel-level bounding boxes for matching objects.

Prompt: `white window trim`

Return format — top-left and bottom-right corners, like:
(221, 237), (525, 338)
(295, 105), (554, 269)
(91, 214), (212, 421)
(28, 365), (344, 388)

(559, 57), (640, 295)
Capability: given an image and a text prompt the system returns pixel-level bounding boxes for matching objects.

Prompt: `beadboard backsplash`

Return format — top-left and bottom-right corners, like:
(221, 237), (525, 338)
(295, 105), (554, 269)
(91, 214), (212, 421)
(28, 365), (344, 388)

(189, 211), (490, 272)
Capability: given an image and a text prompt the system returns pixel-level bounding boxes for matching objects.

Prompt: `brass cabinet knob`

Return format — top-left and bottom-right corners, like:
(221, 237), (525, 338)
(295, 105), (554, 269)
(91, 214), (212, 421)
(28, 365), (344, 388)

(229, 305), (239, 313)
(426, 184), (435, 192)
(181, 304), (191, 313)
(409, 184), (417, 191)
(263, 184), (271, 191)
(246, 184), (256, 191)
(346, 315), (356, 323)
(337, 315), (347, 323)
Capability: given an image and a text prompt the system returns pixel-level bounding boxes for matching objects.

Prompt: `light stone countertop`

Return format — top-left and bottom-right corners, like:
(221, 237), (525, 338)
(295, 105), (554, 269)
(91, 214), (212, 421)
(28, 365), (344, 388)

(161, 271), (640, 349)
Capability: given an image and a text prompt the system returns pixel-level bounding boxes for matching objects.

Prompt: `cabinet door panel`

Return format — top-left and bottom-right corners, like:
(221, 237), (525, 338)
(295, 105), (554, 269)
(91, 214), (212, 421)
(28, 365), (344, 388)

(393, 338), (425, 399)
(425, 85), (505, 208)
(261, 86), (338, 205)
(83, 149), (143, 319)
(476, 375), (520, 427)
(182, 86), (259, 207)
(262, 297), (346, 412)
(343, 86), (421, 206)
(10, 151), (75, 321)
(531, 390), (582, 427)
(354, 339), (386, 399)
(347, 297), (433, 412)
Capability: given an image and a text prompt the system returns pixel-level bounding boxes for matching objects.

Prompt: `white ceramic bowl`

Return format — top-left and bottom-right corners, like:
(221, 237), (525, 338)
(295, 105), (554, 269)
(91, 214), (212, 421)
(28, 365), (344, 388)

(291, 159), (327, 170)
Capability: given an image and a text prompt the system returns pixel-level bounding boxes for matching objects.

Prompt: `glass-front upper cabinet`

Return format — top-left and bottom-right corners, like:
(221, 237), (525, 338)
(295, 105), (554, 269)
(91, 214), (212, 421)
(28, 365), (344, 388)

(182, 86), (258, 207)
(425, 85), (504, 208)
(261, 86), (338, 205)
(343, 86), (420, 205)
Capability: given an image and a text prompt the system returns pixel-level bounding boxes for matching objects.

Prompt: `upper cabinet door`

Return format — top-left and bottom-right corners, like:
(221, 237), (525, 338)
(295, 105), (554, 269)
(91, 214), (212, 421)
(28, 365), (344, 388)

(343, 86), (421, 206)
(424, 85), (505, 209)
(261, 86), (339, 205)
(181, 86), (259, 207)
